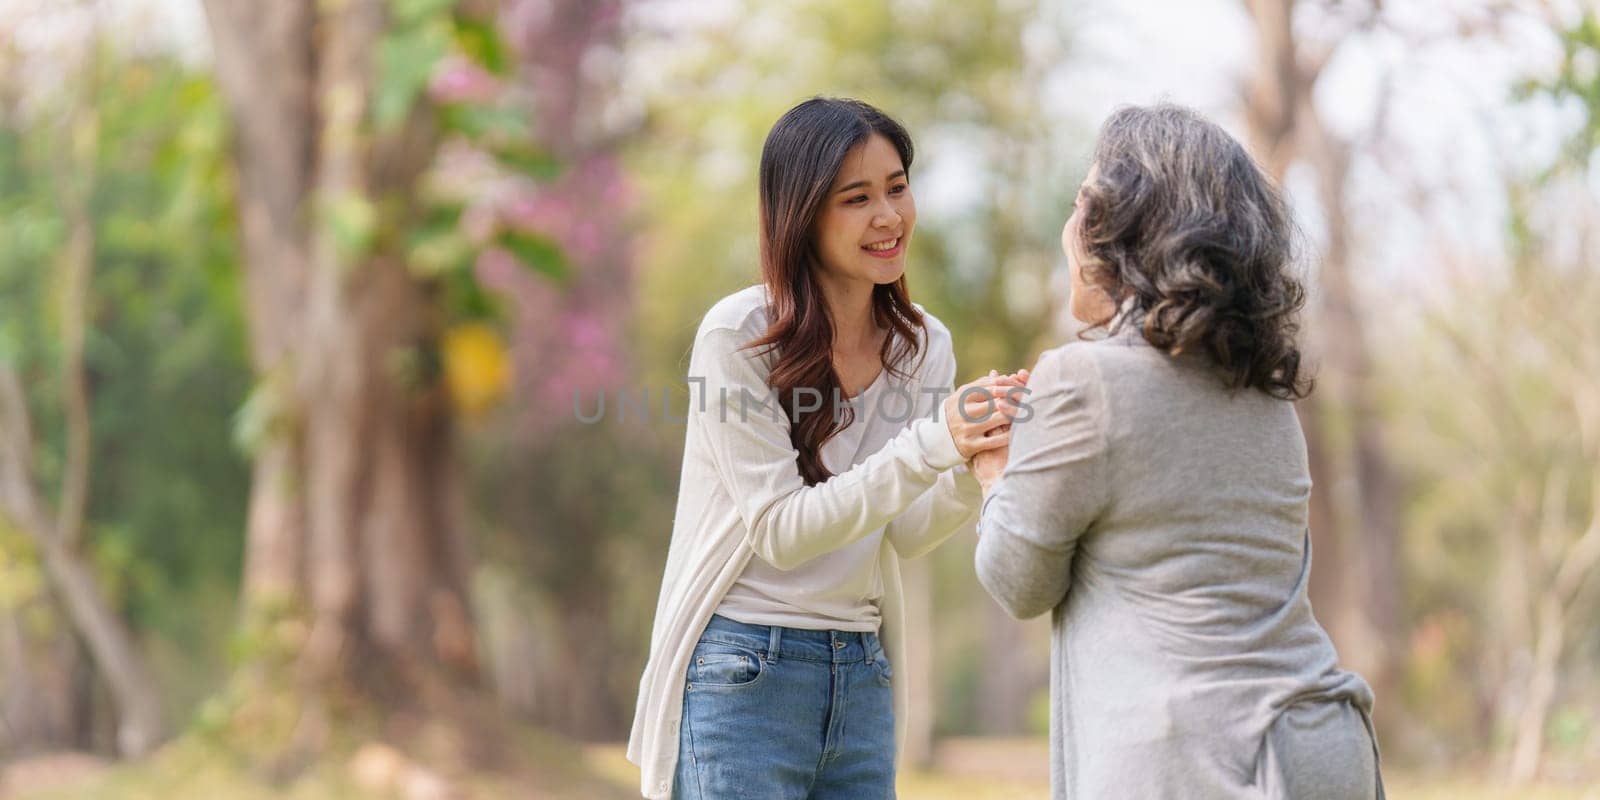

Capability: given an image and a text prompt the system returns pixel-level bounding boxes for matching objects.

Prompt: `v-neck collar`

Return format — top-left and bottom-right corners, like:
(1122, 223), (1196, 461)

(844, 364), (891, 403)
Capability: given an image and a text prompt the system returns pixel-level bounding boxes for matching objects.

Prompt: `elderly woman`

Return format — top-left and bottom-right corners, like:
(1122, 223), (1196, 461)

(972, 104), (1384, 799)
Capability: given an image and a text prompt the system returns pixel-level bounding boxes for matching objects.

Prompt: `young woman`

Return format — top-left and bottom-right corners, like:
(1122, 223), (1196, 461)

(627, 97), (1023, 799)
(972, 104), (1384, 799)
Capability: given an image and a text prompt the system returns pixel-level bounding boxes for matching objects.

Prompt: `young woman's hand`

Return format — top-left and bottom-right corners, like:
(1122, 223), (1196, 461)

(943, 370), (1029, 460)
(970, 368), (1029, 491)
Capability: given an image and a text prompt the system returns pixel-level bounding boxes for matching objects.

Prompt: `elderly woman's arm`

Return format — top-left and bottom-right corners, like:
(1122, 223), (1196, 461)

(974, 345), (1111, 620)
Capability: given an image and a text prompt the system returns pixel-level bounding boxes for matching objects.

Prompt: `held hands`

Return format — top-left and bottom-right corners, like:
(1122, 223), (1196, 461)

(970, 368), (1029, 495)
(942, 368), (1031, 462)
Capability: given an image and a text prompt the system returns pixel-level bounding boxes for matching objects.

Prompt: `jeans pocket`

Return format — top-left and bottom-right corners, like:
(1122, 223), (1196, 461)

(868, 641), (893, 687)
(690, 642), (765, 688)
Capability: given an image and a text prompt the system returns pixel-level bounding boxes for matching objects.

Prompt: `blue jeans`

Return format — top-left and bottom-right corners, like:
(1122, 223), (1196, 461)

(673, 614), (896, 799)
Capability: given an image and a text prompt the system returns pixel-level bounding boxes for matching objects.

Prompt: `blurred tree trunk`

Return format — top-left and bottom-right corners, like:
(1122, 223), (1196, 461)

(0, 592), (101, 757)
(1509, 466), (1600, 781)
(1242, 0), (1404, 721)
(0, 609), (54, 754)
(0, 364), (165, 759)
(202, 0), (479, 744)
(0, 604), (75, 754)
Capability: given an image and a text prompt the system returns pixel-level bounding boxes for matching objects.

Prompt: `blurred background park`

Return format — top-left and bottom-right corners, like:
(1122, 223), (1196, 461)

(0, 0), (1598, 797)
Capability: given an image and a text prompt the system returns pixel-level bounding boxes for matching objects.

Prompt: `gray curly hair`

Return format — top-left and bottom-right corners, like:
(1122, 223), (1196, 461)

(1078, 103), (1311, 400)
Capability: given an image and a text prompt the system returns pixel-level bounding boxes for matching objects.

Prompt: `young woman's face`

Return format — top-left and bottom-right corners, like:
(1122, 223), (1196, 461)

(812, 133), (915, 286)
(1064, 163), (1115, 324)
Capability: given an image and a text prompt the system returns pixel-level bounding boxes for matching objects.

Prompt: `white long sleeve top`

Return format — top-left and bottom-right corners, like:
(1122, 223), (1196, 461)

(626, 285), (982, 798)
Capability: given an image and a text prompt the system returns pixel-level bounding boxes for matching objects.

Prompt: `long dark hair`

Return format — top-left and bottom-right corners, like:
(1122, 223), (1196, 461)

(1077, 103), (1311, 400)
(747, 97), (926, 485)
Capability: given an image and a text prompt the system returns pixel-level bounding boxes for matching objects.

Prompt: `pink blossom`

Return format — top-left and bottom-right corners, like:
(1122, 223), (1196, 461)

(473, 247), (522, 290)
(429, 56), (500, 105)
(500, 190), (558, 230)
(461, 201), (499, 244)
(563, 311), (607, 349)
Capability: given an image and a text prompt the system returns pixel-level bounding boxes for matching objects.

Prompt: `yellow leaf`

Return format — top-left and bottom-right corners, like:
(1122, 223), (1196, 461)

(443, 322), (510, 418)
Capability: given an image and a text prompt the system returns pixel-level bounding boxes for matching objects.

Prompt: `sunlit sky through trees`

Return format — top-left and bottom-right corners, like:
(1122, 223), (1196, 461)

(6, 0), (1591, 314)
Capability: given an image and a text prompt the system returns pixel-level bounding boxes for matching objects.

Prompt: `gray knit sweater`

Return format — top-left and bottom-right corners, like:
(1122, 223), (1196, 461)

(975, 329), (1383, 799)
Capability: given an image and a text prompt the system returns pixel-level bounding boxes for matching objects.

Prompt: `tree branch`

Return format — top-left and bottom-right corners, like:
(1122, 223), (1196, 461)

(54, 0), (99, 549)
(0, 365), (165, 757)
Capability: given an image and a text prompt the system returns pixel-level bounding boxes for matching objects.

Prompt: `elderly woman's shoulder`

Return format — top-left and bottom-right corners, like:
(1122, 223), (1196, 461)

(1034, 335), (1139, 376)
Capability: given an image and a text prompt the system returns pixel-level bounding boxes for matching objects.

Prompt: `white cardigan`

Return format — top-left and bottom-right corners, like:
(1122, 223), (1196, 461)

(626, 285), (981, 798)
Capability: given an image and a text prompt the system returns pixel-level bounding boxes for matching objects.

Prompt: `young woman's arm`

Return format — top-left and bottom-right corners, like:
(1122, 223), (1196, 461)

(885, 348), (982, 559)
(974, 345), (1111, 619)
(695, 325), (968, 570)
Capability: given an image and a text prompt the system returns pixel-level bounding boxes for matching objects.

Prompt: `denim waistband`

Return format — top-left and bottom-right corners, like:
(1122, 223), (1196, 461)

(700, 613), (881, 664)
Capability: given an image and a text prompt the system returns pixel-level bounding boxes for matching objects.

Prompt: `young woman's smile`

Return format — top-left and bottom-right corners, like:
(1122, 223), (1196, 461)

(861, 236), (903, 258)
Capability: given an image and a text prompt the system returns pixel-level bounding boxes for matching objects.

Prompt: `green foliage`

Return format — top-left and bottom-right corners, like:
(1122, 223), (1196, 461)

(323, 192), (380, 260)
(453, 17), (510, 76)
(407, 210), (475, 277)
(1385, 188), (1600, 760)
(231, 366), (295, 457)
(392, 0), (458, 27)
(493, 141), (563, 180)
(376, 3), (454, 130)
(0, 522), (44, 613)
(1517, 10), (1600, 176)
(497, 230), (569, 281)
(371, 0), (566, 321)
(440, 103), (531, 142)
(0, 45), (251, 723)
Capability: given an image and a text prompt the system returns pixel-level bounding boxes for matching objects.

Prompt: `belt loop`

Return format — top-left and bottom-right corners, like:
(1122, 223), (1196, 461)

(766, 624), (782, 664)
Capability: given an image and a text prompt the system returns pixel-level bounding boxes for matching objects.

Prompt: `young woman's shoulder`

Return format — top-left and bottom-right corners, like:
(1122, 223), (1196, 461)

(902, 303), (956, 384)
(911, 303), (953, 354)
(696, 284), (771, 343)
